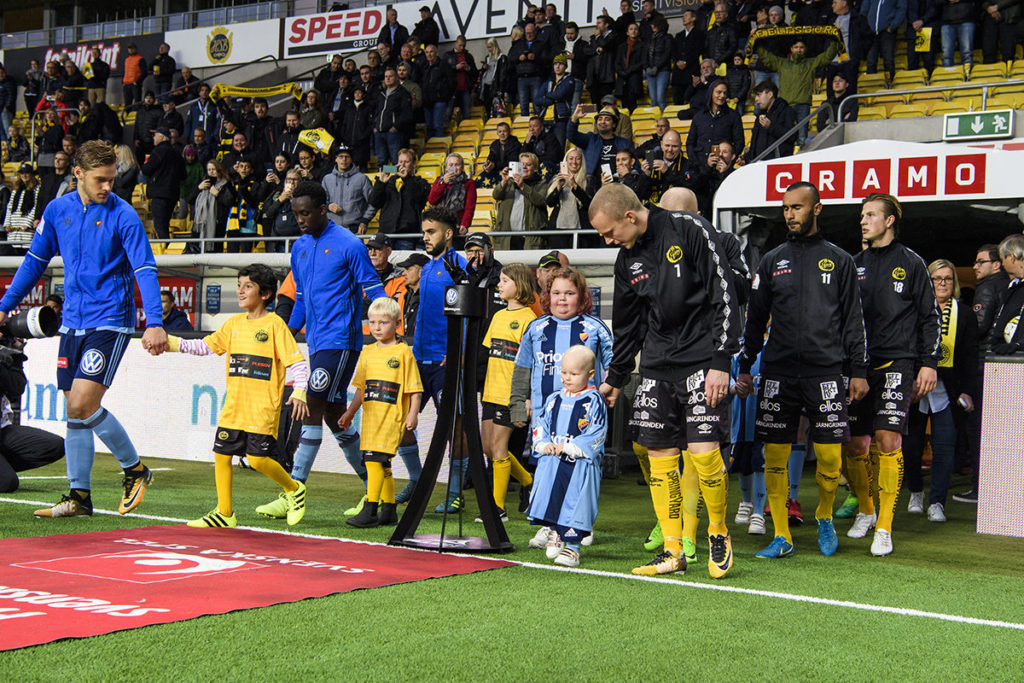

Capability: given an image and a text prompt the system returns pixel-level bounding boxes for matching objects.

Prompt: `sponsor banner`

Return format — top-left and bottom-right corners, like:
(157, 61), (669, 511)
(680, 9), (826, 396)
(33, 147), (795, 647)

(133, 276), (198, 329)
(1, 33), (166, 83)
(0, 525), (514, 651)
(0, 276), (49, 316)
(166, 19), (281, 68)
(20, 337), (443, 481)
(284, 7), (388, 58)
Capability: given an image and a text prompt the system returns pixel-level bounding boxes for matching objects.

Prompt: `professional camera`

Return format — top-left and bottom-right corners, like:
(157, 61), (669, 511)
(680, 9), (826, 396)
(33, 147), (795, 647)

(0, 306), (59, 339)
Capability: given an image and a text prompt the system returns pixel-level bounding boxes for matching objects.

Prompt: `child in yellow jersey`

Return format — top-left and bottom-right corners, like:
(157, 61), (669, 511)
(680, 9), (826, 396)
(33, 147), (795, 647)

(339, 297), (422, 528)
(168, 264), (311, 529)
(478, 263), (538, 521)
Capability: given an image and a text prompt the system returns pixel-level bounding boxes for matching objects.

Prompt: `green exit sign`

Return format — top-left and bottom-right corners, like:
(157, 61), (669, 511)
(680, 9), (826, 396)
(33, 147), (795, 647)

(943, 109), (1015, 141)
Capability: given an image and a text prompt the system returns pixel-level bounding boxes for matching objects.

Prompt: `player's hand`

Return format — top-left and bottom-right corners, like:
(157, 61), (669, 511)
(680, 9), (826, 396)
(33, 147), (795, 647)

(734, 373), (754, 398)
(142, 327), (168, 356)
(599, 382), (620, 407)
(337, 411), (353, 430)
(705, 369), (729, 407)
(542, 443), (556, 455)
(513, 420), (527, 428)
(848, 377), (868, 402)
(288, 396), (309, 421)
(553, 443), (564, 455)
(405, 413), (418, 431)
(913, 366), (937, 400)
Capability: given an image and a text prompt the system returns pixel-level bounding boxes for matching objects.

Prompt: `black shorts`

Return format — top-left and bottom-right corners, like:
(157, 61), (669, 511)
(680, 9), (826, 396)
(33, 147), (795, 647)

(481, 401), (512, 427)
(213, 428), (276, 458)
(629, 370), (730, 449)
(849, 359), (915, 436)
(754, 374), (850, 444)
(362, 450), (396, 464)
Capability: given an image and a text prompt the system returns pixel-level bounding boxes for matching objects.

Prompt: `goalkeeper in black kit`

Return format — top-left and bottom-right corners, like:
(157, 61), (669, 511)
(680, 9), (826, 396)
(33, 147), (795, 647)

(844, 193), (941, 557)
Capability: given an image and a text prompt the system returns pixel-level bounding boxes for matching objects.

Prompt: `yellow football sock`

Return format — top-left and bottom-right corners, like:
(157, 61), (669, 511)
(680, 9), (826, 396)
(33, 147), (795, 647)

(844, 447), (875, 515)
(365, 461), (385, 503)
(493, 456), (512, 510)
(649, 454), (683, 557)
(634, 443), (652, 485)
(764, 443), (792, 543)
(876, 448), (903, 533)
(248, 455), (298, 492)
(690, 448), (729, 536)
(382, 465), (395, 504)
(681, 450), (700, 544)
(508, 452), (533, 486)
(813, 442), (842, 520)
(214, 454), (233, 517)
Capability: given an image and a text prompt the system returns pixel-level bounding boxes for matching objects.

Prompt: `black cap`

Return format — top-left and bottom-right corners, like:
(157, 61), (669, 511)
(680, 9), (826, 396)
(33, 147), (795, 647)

(397, 253), (430, 268)
(464, 232), (492, 249)
(335, 144), (351, 156)
(419, 5), (431, 11)
(154, 126), (172, 139)
(365, 233), (392, 249)
(538, 250), (564, 268)
(17, 162), (35, 175)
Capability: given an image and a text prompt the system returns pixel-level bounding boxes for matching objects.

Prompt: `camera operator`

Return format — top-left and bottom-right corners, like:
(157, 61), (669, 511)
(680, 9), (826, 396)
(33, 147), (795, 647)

(0, 329), (65, 492)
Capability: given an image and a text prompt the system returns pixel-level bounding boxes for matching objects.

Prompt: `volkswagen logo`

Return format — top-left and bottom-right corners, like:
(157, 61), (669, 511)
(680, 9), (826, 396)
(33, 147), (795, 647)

(80, 349), (106, 376)
(445, 289), (459, 306)
(309, 368), (331, 392)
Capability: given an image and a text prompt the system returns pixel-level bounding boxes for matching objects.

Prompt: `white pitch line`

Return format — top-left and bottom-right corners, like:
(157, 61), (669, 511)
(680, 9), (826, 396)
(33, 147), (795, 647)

(20, 468), (175, 480)
(2, 496), (1022, 632)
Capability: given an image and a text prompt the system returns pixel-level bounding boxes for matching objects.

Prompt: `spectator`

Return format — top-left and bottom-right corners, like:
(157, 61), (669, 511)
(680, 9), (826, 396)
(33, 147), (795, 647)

(172, 66), (200, 104)
(644, 15), (674, 112)
(564, 22), (590, 105)
(191, 128), (214, 164)
(444, 35), (478, 120)
(396, 62), (423, 112)
(522, 115), (563, 174)
(397, 252), (428, 343)
(178, 145), (203, 217)
(151, 42), (177, 101)
(42, 60), (65, 99)
(637, 116), (672, 157)
(315, 55), (345, 104)
(769, 4), (788, 27)
(610, 0), (637, 38)
(972, 243), (1011, 348)
(0, 67), (17, 143)
(187, 160), (233, 253)
(816, 70), (859, 131)
(677, 58), (717, 119)
(586, 15), (619, 106)
(378, 42), (398, 70)
(510, 23), (550, 117)
(379, 8), (410, 47)
(989, 234), (1024, 354)
(259, 152), (291, 202)
(640, 129), (692, 203)
(981, 0), (1020, 63)
(939, 0), (977, 67)
(479, 38), (511, 117)
(362, 233), (409, 340)
(161, 291), (194, 331)
(295, 146), (328, 182)
(412, 6), (441, 46)
(428, 152), (477, 236)
(1, 164), (41, 254)
(260, 167), (302, 253)
(694, 138), (738, 215)
(672, 10), (706, 105)
(185, 83), (219, 145)
(244, 97), (280, 167)
(77, 99), (122, 143)
(301, 90), (328, 130)
(687, 79), (745, 167)
(903, 259), (977, 524)
(5, 125), (30, 162)
(534, 9), (562, 62)
(608, 147), (652, 200)
(337, 87), (373, 169)
(535, 54), (574, 148)
(36, 109), (64, 174)
(114, 143), (140, 203)
(222, 132), (252, 175)
(133, 91), (162, 157)
(366, 50), (386, 85)
(615, 23), (646, 112)
(38, 151), (75, 208)
(62, 134), (79, 159)
(23, 59), (44, 115)
(546, 147), (599, 249)
(864, 0), (905, 82)
(61, 61), (85, 108)
(639, 0), (666, 42)
(420, 44), (454, 138)
(142, 127), (186, 240)
(478, 122), (522, 187)
(122, 43), (146, 108)
(705, 2), (739, 66)
(369, 148), (430, 249)
(225, 158), (260, 252)
(835, 0), (871, 67)
(725, 52), (752, 114)
(159, 98), (185, 138)
(755, 37), (839, 143)
(743, 80), (798, 161)
(83, 47), (111, 105)
(906, 0), (939, 71)
(545, 3), (566, 36)
(567, 104), (633, 176)
(323, 145), (375, 234)
(790, 0), (832, 27)
(492, 151), (548, 250)
(372, 68), (414, 167)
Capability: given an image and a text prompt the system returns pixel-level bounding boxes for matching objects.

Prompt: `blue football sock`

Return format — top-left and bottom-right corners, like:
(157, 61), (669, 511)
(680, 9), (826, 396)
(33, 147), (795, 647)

(333, 425), (366, 482)
(447, 458), (467, 498)
(65, 418), (95, 491)
(789, 444), (807, 500)
(396, 443), (421, 482)
(84, 407), (139, 470)
(566, 542), (581, 553)
(752, 471), (767, 514)
(291, 425), (323, 483)
(739, 472), (752, 503)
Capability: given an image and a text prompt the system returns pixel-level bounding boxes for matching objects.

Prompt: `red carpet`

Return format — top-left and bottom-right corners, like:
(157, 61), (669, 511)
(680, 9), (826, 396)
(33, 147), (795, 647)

(0, 525), (513, 651)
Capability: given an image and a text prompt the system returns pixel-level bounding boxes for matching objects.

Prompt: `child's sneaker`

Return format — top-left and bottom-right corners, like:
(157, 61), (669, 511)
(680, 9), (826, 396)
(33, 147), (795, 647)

(748, 513), (766, 535)
(735, 501), (753, 524)
(528, 526), (551, 548)
(553, 547), (580, 567)
(256, 493), (288, 519)
(544, 529), (563, 559)
(187, 509), (237, 528)
(283, 481), (307, 526)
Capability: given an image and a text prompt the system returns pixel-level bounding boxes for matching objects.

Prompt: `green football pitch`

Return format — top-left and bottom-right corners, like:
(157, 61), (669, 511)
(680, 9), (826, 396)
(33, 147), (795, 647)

(2, 455), (1023, 679)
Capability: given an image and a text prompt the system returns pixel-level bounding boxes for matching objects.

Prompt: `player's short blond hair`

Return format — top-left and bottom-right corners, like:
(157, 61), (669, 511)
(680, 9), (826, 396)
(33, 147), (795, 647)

(589, 183), (643, 221)
(368, 297), (401, 322)
(562, 344), (596, 372)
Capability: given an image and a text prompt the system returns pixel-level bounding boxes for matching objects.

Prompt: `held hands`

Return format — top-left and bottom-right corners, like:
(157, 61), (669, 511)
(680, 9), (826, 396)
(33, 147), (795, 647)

(734, 373), (753, 398)
(405, 412), (418, 431)
(848, 377), (868, 402)
(599, 382), (619, 408)
(704, 369), (729, 408)
(337, 409), (355, 430)
(287, 395), (309, 421)
(141, 327), (169, 356)
(912, 367), (937, 401)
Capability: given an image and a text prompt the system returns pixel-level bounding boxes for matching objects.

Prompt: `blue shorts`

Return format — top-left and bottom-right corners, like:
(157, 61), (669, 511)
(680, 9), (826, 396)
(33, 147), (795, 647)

(57, 330), (131, 391)
(307, 348), (358, 405)
(417, 361), (445, 412)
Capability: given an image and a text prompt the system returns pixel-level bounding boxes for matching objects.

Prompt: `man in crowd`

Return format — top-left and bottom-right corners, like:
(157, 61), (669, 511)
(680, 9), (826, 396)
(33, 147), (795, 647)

(84, 47), (111, 105)
(522, 116), (563, 173)
(38, 151), (76, 208)
(372, 67), (414, 167)
(141, 127), (186, 241)
(412, 6), (441, 46)
(639, 129), (692, 203)
(323, 145), (375, 235)
(510, 22), (551, 117)
(378, 8), (410, 47)
(672, 10), (705, 105)
(369, 148), (431, 250)
(151, 42), (177, 101)
(743, 81), (798, 162)
(754, 38), (839, 144)
(122, 43), (147, 108)
(186, 83), (219, 145)
(420, 45), (455, 139)
(160, 291), (193, 331)
(478, 122), (522, 187)
(567, 104), (633, 176)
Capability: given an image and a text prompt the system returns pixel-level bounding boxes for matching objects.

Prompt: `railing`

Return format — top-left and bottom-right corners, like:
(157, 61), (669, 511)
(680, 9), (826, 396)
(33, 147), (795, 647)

(835, 78), (1024, 124)
(751, 101), (833, 164)
(28, 107), (80, 165)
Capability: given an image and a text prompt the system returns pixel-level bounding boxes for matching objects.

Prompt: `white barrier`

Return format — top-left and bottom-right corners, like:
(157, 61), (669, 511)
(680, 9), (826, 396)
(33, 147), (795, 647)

(20, 337), (446, 482)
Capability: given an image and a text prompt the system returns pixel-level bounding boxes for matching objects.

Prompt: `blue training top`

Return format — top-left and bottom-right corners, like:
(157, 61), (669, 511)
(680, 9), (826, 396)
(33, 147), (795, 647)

(0, 190), (162, 331)
(413, 247), (467, 363)
(288, 220), (386, 354)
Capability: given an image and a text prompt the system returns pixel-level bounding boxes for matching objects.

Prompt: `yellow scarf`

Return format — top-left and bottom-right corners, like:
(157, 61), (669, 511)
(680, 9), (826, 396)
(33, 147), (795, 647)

(938, 299), (958, 368)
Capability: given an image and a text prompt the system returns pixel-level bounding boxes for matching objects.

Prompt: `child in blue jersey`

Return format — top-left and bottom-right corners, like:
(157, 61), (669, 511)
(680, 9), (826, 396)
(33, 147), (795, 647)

(510, 266), (613, 549)
(730, 347), (767, 535)
(528, 345), (607, 567)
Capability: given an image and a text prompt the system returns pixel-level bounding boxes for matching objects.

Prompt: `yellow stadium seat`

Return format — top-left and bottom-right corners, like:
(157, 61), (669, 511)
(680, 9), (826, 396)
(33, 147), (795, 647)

(458, 118), (484, 132)
(968, 62), (1008, 80)
(928, 101), (971, 116)
(857, 72), (888, 92)
(417, 166), (440, 182)
(418, 152), (447, 166)
(987, 94), (1022, 110)
(663, 105), (685, 118)
(857, 105), (887, 120)
(631, 105), (661, 120)
(890, 68), (928, 88)
(868, 93), (907, 107)
(887, 103), (928, 119)
(929, 65), (965, 85)
(1010, 59), (1024, 77)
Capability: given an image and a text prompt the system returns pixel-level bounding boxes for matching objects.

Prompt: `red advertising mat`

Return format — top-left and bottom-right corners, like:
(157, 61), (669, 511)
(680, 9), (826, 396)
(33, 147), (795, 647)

(0, 525), (514, 651)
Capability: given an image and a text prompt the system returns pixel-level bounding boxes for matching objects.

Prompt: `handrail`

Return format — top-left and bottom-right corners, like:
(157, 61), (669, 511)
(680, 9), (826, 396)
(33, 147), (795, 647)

(835, 78), (1024, 128)
(751, 101), (833, 164)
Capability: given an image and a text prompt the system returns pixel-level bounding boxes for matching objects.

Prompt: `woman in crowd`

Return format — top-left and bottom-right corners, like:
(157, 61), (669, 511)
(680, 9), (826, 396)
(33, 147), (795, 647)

(545, 147), (598, 249)
(178, 145), (205, 217)
(686, 79), (744, 168)
(427, 153), (476, 237)
(260, 168), (303, 253)
(23, 59), (44, 114)
(903, 260), (978, 524)
(1, 164), (42, 255)
(479, 38), (510, 117)
(615, 24), (645, 113)
(643, 15), (673, 112)
(187, 159), (234, 254)
(113, 143), (140, 203)
(301, 89), (328, 130)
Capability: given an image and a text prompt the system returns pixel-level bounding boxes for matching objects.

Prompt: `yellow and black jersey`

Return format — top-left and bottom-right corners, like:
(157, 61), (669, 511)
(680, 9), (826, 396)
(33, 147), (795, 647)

(482, 306), (536, 406)
(205, 313), (305, 437)
(352, 342), (423, 455)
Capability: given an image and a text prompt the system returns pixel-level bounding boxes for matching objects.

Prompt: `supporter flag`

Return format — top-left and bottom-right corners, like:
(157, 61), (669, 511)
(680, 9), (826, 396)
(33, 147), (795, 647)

(744, 25), (849, 64)
(209, 82), (303, 102)
(298, 128), (335, 153)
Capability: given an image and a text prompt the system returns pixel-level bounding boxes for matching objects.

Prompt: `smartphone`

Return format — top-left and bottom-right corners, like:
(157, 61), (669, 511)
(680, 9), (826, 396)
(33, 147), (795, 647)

(264, 162), (275, 172)
(579, 103), (597, 114)
(601, 163), (613, 178)
(711, 145), (721, 157)
(559, 161), (569, 175)
(383, 164), (398, 174)
(508, 161), (522, 176)
(644, 150), (657, 167)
